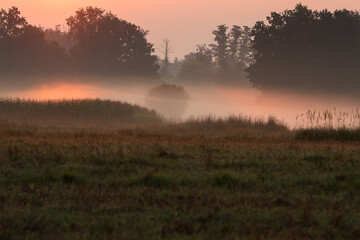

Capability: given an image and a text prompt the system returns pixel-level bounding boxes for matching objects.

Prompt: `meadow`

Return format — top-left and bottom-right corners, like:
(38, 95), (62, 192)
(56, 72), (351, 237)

(1, 99), (360, 239)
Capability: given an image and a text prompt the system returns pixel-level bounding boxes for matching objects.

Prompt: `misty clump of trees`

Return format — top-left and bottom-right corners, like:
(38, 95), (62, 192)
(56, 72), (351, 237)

(248, 4), (360, 95)
(0, 6), (159, 80)
(145, 84), (190, 119)
(44, 25), (76, 53)
(178, 25), (253, 85)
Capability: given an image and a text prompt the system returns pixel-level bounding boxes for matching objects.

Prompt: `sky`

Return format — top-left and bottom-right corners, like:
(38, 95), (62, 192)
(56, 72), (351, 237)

(2, 0), (360, 59)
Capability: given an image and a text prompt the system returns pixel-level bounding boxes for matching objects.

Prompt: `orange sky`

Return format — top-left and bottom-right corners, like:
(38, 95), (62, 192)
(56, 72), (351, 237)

(2, 0), (360, 59)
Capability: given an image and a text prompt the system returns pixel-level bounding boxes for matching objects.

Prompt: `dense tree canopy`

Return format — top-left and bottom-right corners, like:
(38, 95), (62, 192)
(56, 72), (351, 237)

(44, 25), (76, 53)
(0, 7), (27, 39)
(178, 25), (252, 85)
(247, 4), (360, 94)
(0, 7), (67, 76)
(66, 7), (159, 77)
(178, 44), (214, 81)
(0, 6), (159, 80)
(210, 25), (229, 71)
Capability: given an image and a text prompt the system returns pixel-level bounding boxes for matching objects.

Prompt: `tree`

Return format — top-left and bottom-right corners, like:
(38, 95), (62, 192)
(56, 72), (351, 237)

(66, 6), (159, 78)
(0, 7), (68, 76)
(210, 25), (228, 71)
(0, 7), (28, 75)
(178, 44), (214, 81)
(18, 25), (68, 74)
(239, 26), (253, 66)
(227, 25), (253, 67)
(228, 25), (242, 63)
(44, 25), (76, 52)
(158, 39), (175, 79)
(225, 25), (253, 85)
(145, 83), (190, 119)
(0, 7), (27, 39)
(247, 4), (360, 94)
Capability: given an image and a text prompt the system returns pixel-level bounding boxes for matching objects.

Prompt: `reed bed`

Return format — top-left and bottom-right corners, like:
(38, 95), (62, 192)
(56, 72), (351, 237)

(295, 108), (360, 141)
(176, 114), (287, 132)
(0, 98), (289, 137)
(0, 98), (163, 129)
(295, 108), (360, 129)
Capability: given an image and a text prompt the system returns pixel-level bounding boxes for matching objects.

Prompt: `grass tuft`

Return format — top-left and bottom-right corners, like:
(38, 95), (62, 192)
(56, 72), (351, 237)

(131, 173), (172, 189)
(211, 173), (238, 190)
(61, 170), (82, 184)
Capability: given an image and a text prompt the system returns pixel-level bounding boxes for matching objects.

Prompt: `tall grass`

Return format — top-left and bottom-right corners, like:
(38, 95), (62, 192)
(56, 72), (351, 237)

(0, 97), (289, 134)
(295, 108), (360, 129)
(181, 114), (287, 131)
(295, 108), (360, 141)
(152, 114), (290, 139)
(0, 98), (163, 129)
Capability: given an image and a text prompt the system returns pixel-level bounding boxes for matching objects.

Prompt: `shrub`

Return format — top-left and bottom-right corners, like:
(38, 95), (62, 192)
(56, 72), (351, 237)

(145, 84), (190, 119)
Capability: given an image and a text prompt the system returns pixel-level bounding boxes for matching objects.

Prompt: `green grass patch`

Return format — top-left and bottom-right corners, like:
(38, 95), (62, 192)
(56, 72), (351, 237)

(130, 173), (173, 189)
(1, 127), (360, 239)
(295, 128), (360, 141)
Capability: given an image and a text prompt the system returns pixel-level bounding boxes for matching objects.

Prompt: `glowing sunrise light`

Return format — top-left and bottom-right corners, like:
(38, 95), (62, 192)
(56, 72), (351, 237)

(19, 83), (100, 100)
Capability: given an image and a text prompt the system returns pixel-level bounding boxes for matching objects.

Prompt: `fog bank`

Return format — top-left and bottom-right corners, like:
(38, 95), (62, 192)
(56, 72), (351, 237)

(1, 78), (359, 128)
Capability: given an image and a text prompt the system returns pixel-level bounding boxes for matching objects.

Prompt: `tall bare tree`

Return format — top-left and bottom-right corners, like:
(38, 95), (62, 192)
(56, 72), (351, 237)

(158, 39), (175, 78)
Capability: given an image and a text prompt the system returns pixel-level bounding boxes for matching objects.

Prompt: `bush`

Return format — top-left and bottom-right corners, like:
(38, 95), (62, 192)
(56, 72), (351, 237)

(145, 84), (190, 119)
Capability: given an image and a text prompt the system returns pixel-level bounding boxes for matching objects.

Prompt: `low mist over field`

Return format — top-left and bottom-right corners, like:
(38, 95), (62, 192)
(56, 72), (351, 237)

(1, 3), (360, 128)
(1, 78), (360, 127)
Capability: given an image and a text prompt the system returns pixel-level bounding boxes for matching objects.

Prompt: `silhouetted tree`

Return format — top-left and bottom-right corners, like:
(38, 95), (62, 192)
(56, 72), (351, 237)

(228, 25), (242, 63)
(178, 24), (252, 85)
(0, 7), (68, 77)
(247, 4), (360, 95)
(210, 25), (229, 71)
(145, 83), (190, 119)
(239, 26), (253, 65)
(15, 25), (65, 74)
(66, 6), (159, 78)
(0, 7), (27, 75)
(158, 39), (175, 79)
(209, 24), (252, 84)
(178, 44), (214, 81)
(226, 25), (250, 83)
(44, 25), (76, 52)
(0, 7), (27, 39)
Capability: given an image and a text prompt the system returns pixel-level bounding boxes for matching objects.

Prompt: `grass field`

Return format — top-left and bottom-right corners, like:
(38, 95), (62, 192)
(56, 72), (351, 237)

(1, 100), (360, 239)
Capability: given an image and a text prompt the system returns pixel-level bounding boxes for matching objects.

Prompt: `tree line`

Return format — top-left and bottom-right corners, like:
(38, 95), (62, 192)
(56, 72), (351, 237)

(0, 6), (159, 79)
(177, 4), (360, 95)
(2, 4), (360, 95)
(247, 4), (360, 95)
(177, 24), (253, 85)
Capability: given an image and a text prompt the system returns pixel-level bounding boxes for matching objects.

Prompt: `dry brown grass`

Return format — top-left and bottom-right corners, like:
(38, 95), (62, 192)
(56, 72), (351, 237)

(295, 108), (360, 129)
